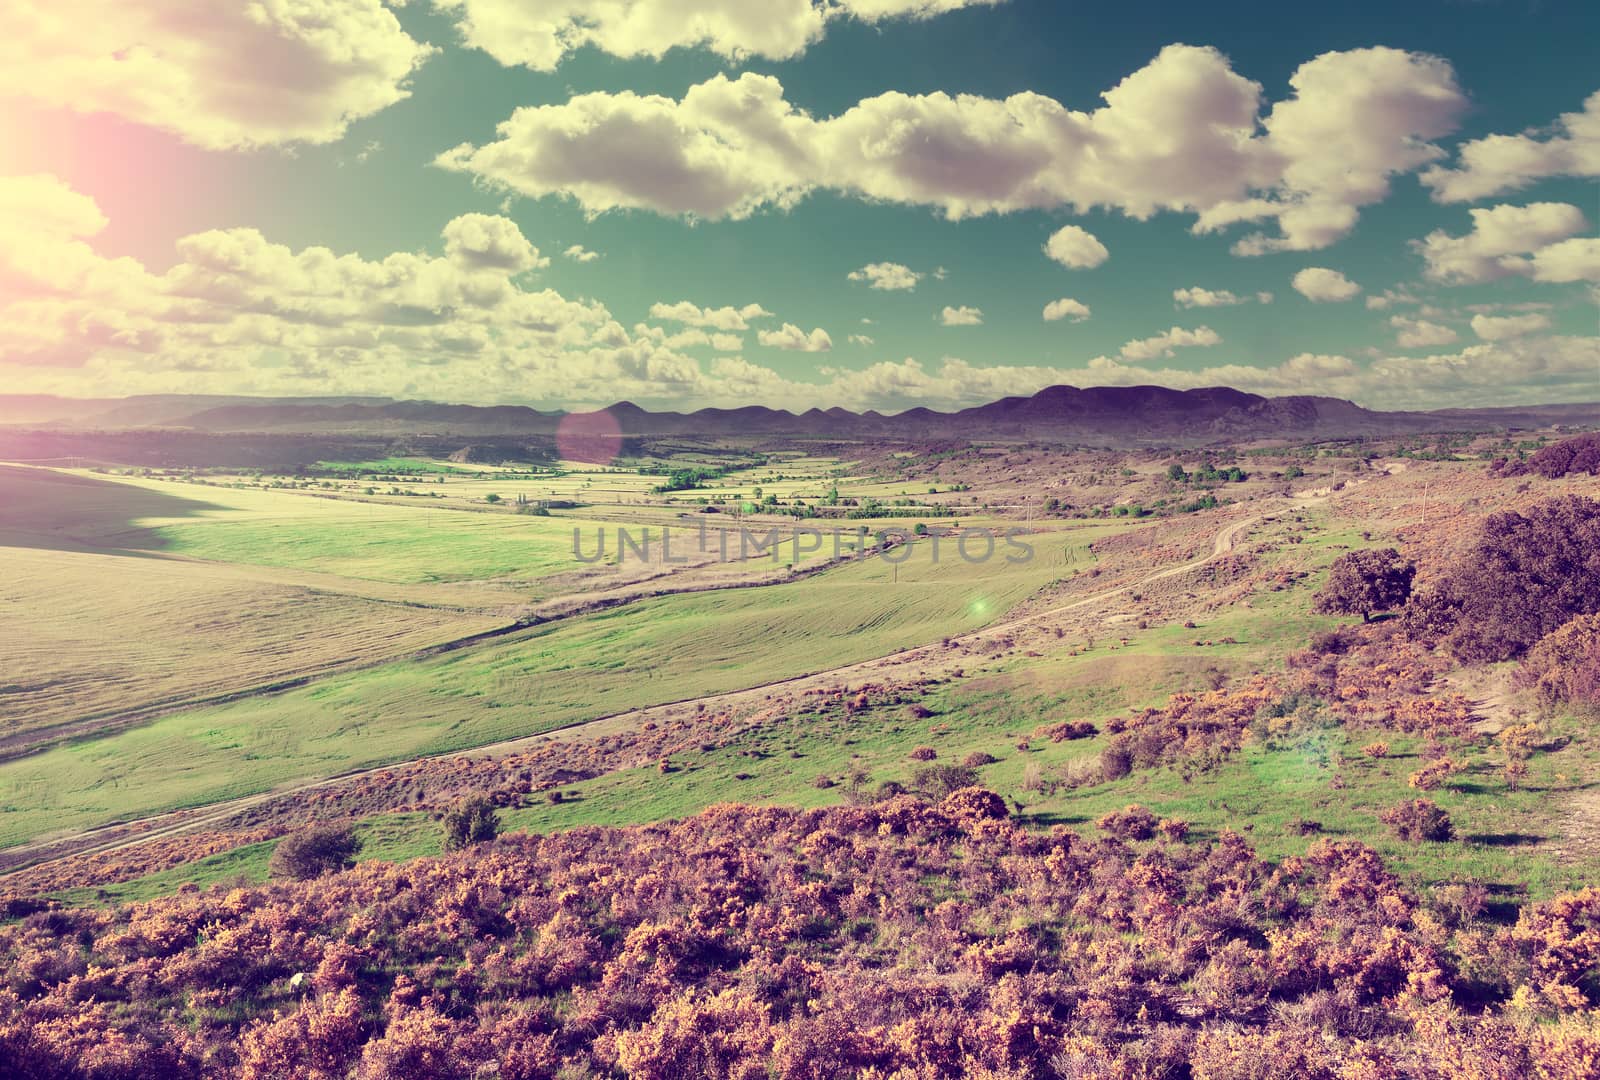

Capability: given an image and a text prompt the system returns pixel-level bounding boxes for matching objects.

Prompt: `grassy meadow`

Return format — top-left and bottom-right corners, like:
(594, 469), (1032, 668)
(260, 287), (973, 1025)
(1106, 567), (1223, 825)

(0, 489), (1132, 847)
(11, 442), (1598, 938)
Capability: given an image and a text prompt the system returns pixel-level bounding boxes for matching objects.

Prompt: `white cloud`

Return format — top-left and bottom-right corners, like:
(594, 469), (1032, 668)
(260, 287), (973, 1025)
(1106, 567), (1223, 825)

(1117, 325), (1222, 361)
(1291, 267), (1362, 302)
(648, 300), (774, 331)
(848, 262), (922, 290)
(564, 244), (602, 263)
(848, 333), (875, 346)
(1414, 202), (1590, 284)
(1422, 92), (1600, 202)
(433, 0), (1001, 71)
(1389, 315), (1458, 349)
(1471, 312), (1552, 341)
(1365, 287), (1420, 311)
(1042, 298), (1091, 323)
(12, 177), (1595, 415)
(940, 305), (983, 326)
(0, 1), (433, 149)
(1529, 238), (1600, 284)
(1362, 336), (1600, 407)
(442, 213), (549, 272)
(758, 323), (833, 351)
(0, 176), (694, 400)
(437, 74), (817, 221)
(1043, 225), (1110, 269)
(1173, 286), (1242, 308)
(441, 45), (1466, 253)
(1194, 48), (1466, 255)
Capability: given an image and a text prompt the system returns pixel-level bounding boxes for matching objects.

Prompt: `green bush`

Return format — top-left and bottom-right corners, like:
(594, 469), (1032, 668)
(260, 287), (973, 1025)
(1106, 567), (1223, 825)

(269, 825), (360, 881)
(441, 793), (500, 852)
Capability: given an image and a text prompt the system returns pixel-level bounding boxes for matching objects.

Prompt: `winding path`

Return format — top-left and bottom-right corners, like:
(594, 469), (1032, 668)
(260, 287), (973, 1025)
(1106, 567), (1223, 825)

(2, 471), (1385, 878)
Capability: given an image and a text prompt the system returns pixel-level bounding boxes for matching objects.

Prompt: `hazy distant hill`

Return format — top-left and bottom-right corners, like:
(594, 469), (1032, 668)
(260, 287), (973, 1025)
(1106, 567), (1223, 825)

(0, 394), (392, 428)
(2, 387), (1596, 447)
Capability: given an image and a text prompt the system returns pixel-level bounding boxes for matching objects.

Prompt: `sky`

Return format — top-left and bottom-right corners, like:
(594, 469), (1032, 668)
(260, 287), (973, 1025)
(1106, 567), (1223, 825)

(0, 0), (1597, 413)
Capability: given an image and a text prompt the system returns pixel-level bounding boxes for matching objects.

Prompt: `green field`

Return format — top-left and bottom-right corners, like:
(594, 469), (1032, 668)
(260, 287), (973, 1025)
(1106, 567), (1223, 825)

(0, 523), (1129, 847)
(68, 584), (1596, 907)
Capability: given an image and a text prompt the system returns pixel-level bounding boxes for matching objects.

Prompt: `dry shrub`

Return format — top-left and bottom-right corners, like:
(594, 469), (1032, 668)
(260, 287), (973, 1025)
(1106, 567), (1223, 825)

(1381, 798), (1454, 842)
(1096, 804), (1159, 841)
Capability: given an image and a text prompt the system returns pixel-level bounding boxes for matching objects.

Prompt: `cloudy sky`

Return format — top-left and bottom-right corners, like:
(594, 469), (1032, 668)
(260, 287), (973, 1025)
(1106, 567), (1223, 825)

(2, 0), (1597, 412)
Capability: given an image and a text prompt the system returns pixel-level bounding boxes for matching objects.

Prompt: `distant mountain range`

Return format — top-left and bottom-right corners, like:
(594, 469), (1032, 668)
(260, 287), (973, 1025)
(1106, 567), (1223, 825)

(2, 388), (1598, 447)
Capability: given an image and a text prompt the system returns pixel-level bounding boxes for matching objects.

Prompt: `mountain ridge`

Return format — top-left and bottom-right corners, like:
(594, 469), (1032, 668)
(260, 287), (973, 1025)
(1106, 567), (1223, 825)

(2, 387), (1597, 446)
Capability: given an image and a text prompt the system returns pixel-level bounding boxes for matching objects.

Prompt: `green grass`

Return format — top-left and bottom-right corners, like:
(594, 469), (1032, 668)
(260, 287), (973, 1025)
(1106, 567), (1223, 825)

(0, 525), (1131, 849)
(45, 812), (443, 906)
(46, 516), (1596, 909)
(151, 502), (599, 584)
(84, 639), (1598, 909)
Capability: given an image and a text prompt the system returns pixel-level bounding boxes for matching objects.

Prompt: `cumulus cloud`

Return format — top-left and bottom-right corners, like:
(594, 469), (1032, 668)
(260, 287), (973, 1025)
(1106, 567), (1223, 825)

(1389, 315), (1458, 349)
(758, 323), (833, 351)
(1194, 47), (1466, 254)
(648, 300), (774, 331)
(433, 0), (1000, 71)
(1471, 312), (1552, 341)
(1117, 325), (1222, 362)
(0, 175), (732, 406)
(1361, 335), (1600, 407)
(12, 178), (1594, 415)
(1414, 202), (1592, 284)
(1292, 267), (1361, 302)
(1529, 238), (1600, 284)
(437, 75), (820, 220)
(564, 244), (601, 262)
(940, 305), (983, 326)
(442, 214), (549, 272)
(440, 45), (1467, 252)
(1173, 286), (1255, 308)
(848, 333), (875, 346)
(1043, 298), (1091, 323)
(1422, 92), (1600, 202)
(1043, 225), (1110, 269)
(0, 1), (433, 149)
(848, 262), (922, 290)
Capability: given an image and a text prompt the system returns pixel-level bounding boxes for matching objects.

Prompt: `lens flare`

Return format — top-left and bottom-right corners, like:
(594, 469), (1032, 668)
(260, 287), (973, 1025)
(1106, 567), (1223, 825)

(556, 408), (624, 465)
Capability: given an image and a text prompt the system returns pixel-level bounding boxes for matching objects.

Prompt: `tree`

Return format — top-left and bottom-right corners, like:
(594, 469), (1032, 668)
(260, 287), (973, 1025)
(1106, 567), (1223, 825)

(1314, 547), (1415, 622)
(1167, 463), (1189, 483)
(1524, 432), (1600, 479)
(269, 825), (360, 881)
(1440, 496), (1600, 662)
(441, 793), (499, 852)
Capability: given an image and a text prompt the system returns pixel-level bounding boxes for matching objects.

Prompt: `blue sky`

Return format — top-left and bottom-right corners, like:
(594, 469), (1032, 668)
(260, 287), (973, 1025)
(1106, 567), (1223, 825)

(0, 0), (1596, 411)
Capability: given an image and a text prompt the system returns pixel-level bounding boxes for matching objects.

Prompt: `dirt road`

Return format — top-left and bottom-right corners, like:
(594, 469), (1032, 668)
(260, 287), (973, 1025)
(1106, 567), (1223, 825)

(1, 470), (1387, 877)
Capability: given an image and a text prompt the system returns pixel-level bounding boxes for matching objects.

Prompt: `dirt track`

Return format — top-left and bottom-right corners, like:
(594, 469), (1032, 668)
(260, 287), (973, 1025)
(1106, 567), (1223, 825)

(0, 472), (1388, 878)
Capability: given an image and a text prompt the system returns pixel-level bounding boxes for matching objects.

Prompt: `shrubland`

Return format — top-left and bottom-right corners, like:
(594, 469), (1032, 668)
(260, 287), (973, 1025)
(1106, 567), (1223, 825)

(2, 796), (1598, 1078)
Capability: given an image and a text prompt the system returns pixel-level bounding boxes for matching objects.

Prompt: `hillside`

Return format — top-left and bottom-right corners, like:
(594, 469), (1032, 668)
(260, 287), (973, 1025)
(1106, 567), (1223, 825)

(2, 431), (1598, 1080)
(4, 796), (1597, 1078)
